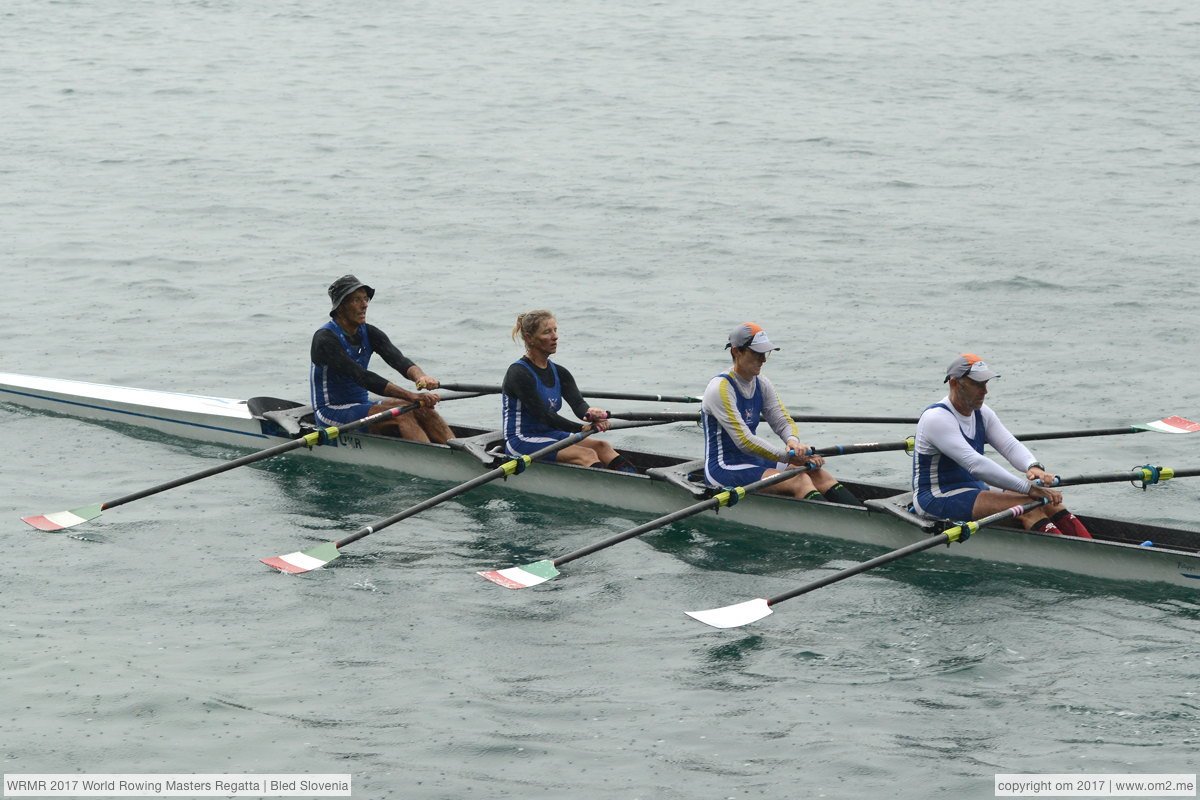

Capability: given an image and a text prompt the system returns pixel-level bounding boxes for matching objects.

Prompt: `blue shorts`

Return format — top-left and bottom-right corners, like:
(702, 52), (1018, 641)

(505, 430), (571, 462)
(314, 402), (375, 427)
(704, 454), (782, 488)
(914, 485), (984, 522)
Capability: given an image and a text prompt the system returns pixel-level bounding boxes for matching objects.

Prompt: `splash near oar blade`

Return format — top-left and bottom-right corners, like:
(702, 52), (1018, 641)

(684, 598), (772, 629)
(260, 541), (341, 574)
(477, 559), (559, 589)
(21, 502), (105, 532)
(1133, 416), (1200, 434)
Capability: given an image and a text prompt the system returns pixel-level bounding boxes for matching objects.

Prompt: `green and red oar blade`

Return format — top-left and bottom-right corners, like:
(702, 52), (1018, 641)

(477, 559), (560, 589)
(685, 598), (773, 629)
(1134, 416), (1200, 434)
(260, 541), (341, 574)
(21, 502), (105, 532)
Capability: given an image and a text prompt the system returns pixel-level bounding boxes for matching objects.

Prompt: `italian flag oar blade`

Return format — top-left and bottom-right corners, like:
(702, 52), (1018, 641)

(14, 396), (482, 532)
(260, 542), (342, 574)
(1132, 416), (1200, 434)
(477, 559), (560, 588)
(477, 466), (817, 589)
(21, 502), (105, 532)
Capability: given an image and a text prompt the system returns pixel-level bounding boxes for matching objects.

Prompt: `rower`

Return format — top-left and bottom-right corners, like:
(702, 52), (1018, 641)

(700, 323), (861, 505)
(310, 275), (453, 443)
(502, 310), (636, 471)
(912, 354), (1091, 537)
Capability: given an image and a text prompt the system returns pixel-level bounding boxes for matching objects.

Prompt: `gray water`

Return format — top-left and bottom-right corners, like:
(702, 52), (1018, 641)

(3, 1), (1199, 798)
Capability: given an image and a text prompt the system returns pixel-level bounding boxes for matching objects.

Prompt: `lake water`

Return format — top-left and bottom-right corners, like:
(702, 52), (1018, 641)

(3, 1), (1199, 798)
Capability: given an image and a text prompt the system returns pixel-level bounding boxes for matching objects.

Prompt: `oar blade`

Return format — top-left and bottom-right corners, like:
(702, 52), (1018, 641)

(685, 598), (772, 629)
(261, 541), (341, 574)
(478, 559), (559, 589)
(1135, 416), (1200, 434)
(21, 502), (104, 532)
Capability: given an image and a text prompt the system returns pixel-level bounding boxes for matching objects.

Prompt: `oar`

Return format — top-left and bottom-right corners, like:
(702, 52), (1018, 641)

(685, 499), (1047, 629)
(1049, 465), (1200, 487)
(20, 392), (482, 532)
(477, 460), (832, 589)
(708, 414), (1200, 460)
(605, 411), (922, 425)
(439, 382), (702, 404)
(260, 419), (671, 574)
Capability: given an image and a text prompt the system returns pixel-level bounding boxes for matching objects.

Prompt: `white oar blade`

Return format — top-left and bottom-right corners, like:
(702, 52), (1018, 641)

(261, 541), (340, 574)
(478, 559), (559, 589)
(21, 502), (104, 532)
(1136, 416), (1200, 434)
(685, 598), (773, 629)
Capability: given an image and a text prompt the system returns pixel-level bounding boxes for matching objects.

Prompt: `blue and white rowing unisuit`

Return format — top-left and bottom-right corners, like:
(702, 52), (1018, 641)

(310, 319), (373, 426)
(702, 372), (796, 487)
(912, 399), (1037, 521)
(503, 359), (570, 457)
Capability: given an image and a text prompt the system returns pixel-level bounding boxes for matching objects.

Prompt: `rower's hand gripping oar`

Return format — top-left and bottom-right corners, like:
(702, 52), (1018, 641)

(259, 419), (671, 574)
(684, 499), (1048, 629)
(20, 392), (481, 532)
(477, 444), (836, 589)
(439, 382), (703, 404)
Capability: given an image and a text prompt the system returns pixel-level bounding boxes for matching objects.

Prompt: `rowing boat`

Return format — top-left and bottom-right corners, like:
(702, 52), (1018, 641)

(3, 371), (1199, 590)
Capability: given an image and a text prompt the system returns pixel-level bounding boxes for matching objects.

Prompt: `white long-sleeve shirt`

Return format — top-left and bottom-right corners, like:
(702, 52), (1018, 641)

(913, 397), (1037, 494)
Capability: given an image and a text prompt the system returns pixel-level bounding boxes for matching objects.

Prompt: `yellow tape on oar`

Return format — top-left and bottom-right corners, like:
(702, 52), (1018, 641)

(944, 520), (979, 544)
(715, 487), (747, 508)
(501, 455), (533, 476)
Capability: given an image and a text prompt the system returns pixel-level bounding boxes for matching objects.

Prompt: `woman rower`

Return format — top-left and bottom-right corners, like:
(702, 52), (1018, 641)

(502, 310), (637, 472)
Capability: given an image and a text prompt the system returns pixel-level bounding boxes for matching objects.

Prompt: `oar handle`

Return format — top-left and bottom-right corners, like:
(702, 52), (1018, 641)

(764, 499), (1046, 607)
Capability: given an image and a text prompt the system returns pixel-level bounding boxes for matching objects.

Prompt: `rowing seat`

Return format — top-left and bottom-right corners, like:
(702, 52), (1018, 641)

(863, 491), (941, 533)
(447, 430), (506, 465)
(247, 397), (314, 438)
(645, 459), (710, 498)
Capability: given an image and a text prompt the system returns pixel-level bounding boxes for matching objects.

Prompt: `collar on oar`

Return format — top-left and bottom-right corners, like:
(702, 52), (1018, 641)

(1133, 464), (1170, 489)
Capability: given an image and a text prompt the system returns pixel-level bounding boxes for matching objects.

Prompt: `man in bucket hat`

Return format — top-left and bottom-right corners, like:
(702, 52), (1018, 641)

(700, 323), (862, 505)
(911, 353), (1091, 537)
(310, 275), (452, 443)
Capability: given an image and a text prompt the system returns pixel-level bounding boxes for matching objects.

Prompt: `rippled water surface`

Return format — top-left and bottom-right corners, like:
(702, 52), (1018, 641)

(4, 1), (1199, 798)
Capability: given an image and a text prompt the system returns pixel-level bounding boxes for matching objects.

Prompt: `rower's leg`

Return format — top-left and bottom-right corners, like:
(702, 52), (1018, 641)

(807, 468), (864, 506)
(413, 407), (453, 445)
(760, 469), (822, 500)
(371, 413), (431, 442)
(581, 438), (618, 465)
(971, 490), (1064, 534)
(1050, 508), (1093, 538)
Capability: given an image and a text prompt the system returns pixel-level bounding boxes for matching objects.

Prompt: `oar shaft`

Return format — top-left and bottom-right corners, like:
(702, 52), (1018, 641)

(1053, 466), (1200, 487)
(333, 430), (594, 549)
(764, 500), (1046, 607)
(99, 391), (486, 512)
(102, 400), (419, 511)
(440, 382), (701, 404)
(605, 411), (920, 424)
(552, 466), (813, 567)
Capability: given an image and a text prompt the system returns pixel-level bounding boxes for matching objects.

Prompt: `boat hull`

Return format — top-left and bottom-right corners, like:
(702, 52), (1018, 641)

(3, 371), (1199, 590)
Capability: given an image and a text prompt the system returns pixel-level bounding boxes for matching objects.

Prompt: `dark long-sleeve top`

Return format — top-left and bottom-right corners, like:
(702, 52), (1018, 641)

(501, 357), (591, 433)
(310, 323), (417, 395)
